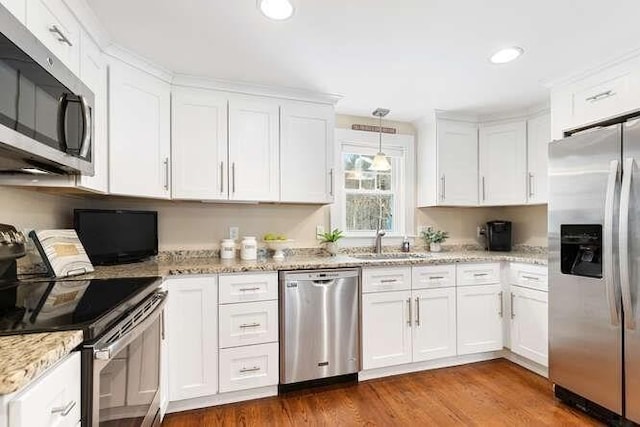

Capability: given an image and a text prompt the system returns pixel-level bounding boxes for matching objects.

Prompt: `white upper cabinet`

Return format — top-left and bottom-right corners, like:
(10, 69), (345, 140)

(76, 30), (108, 193)
(280, 102), (335, 203)
(172, 87), (228, 200)
(228, 95), (280, 202)
(479, 121), (527, 206)
(108, 58), (171, 198)
(417, 118), (478, 207)
(551, 55), (640, 139)
(26, 0), (80, 75)
(526, 113), (550, 204)
(1, 0), (26, 22)
(436, 120), (479, 206)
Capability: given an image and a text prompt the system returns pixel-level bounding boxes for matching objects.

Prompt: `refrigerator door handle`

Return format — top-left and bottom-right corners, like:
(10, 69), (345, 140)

(604, 159), (621, 327)
(620, 157), (635, 330)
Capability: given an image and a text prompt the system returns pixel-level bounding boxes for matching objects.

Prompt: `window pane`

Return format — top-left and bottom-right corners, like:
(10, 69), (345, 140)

(345, 194), (394, 232)
(345, 177), (359, 189)
(361, 172), (376, 190)
(377, 173), (391, 191)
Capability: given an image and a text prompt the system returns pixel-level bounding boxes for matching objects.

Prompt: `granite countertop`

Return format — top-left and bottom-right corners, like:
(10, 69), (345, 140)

(87, 250), (547, 279)
(0, 330), (83, 395)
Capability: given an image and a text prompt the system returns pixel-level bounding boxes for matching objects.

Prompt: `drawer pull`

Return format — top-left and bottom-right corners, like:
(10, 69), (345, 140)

(380, 279), (398, 283)
(239, 287), (261, 292)
(239, 366), (261, 373)
(473, 273), (489, 277)
(239, 322), (261, 329)
(49, 25), (73, 46)
(51, 400), (76, 416)
(522, 275), (540, 281)
(586, 90), (615, 103)
(429, 276), (445, 280)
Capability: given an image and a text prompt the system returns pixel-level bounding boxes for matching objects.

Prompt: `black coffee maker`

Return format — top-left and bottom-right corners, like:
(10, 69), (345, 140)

(485, 221), (512, 252)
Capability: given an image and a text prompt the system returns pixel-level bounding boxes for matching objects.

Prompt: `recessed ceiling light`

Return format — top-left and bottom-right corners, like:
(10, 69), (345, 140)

(258, 0), (294, 21)
(489, 47), (524, 64)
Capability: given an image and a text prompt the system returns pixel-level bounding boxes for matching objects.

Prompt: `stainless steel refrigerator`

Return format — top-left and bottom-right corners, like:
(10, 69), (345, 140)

(549, 119), (640, 424)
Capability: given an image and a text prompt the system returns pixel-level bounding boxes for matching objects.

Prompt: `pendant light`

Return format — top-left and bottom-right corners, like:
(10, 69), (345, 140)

(369, 108), (392, 171)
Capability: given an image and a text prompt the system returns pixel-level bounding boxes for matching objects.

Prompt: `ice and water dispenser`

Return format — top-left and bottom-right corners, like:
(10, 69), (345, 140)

(560, 224), (603, 279)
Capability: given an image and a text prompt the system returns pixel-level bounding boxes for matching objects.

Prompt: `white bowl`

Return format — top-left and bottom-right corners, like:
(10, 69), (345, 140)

(264, 239), (294, 260)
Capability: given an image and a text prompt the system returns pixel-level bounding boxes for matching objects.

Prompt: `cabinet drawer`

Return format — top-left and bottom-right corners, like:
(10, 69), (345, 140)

(362, 267), (411, 293)
(219, 300), (278, 348)
(509, 263), (548, 291)
(456, 263), (500, 286)
(26, 0), (80, 74)
(412, 265), (456, 289)
(219, 273), (278, 304)
(219, 342), (279, 393)
(9, 352), (81, 427)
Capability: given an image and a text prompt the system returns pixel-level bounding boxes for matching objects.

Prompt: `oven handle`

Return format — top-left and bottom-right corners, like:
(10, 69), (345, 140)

(93, 292), (167, 361)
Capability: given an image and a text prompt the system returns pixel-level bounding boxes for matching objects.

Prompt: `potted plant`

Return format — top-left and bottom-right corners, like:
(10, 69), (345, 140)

(421, 227), (449, 252)
(318, 228), (344, 256)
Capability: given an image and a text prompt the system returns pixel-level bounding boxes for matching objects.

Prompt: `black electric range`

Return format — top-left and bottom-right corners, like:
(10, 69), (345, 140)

(0, 275), (162, 340)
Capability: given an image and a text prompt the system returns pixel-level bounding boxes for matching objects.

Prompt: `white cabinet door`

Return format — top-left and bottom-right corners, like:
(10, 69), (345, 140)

(479, 121), (527, 205)
(510, 286), (549, 366)
(172, 87), (228, 200)
(280, 102), (334, 203)
(9, 352), (81, 427)
(228, 95), (279, 201)
(457, 284), (504, 355)
(108, 59), (171, 198)
(412, 288), (457, 362)
(218, 300), (279, 348)
(437, 120), (479, 206)
(166, 276), (218, 401)
(1, 0), (26, 22)
(526, 113), (550, 205)
(362, 290), (412, 369)
(26, 0), (80, 75)
(77, 31), (108, 193)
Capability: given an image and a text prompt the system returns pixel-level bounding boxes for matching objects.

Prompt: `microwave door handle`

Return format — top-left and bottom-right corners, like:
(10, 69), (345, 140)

(78, 95), (91, 159)
(620, 157), (635, 330)
(604, 159), (621, 326)
(93, 292), (167, 361)
(57, 93), (70, 153)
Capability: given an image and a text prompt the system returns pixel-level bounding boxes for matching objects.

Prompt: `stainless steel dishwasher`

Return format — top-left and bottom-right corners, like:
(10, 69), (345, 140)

(280, 268), (360, 384)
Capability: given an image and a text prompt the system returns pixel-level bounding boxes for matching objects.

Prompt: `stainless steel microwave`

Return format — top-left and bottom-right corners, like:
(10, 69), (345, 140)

(0, 4), (94, 175)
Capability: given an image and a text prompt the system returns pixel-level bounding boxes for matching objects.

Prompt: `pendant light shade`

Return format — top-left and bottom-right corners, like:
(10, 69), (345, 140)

(369, 108), (391, 172)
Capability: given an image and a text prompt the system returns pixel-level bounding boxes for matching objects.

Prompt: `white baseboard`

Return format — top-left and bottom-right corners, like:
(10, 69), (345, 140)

(504, 352), (549, 378)
(166, 386), (278, 414)
(358, 350), (505, 381)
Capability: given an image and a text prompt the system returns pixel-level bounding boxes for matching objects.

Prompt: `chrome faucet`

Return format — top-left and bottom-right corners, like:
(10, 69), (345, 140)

(375, 229), (386, 254)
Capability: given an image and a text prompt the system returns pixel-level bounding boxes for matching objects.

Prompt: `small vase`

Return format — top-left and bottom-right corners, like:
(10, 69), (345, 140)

(429, 242), (442, 252)
(325, 242), (339, 256)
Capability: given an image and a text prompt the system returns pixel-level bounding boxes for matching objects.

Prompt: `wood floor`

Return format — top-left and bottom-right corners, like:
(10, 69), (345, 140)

(162, 359), (602, 426)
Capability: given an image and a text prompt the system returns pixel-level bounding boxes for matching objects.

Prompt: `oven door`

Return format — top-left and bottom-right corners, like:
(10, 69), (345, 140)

(83, 291), (166, 427)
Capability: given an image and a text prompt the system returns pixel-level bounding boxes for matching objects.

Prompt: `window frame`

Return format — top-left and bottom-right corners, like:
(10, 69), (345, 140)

(333, 129), (415, 245)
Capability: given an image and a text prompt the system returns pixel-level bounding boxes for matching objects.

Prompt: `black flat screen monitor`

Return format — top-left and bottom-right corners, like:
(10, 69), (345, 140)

(74, 209), (158, 265)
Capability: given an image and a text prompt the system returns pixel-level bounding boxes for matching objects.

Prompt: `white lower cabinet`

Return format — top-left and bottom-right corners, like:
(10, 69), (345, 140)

(8, 352), (81, 427)
(166, 276), (218, 402)
(510, 285), (549, 366)
(362, 266), (458, 370)
(362, 290), (413, 369)
(219, 343), (279, 393)
(412, 287), (457, 362)
(456, 284), (504, 355)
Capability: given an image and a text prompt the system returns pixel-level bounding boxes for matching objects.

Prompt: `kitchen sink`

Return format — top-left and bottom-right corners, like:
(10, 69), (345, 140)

(350, 253), (430, 261)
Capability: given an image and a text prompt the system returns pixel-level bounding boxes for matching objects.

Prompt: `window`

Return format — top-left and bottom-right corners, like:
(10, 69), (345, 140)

(334, 129), (415, 241)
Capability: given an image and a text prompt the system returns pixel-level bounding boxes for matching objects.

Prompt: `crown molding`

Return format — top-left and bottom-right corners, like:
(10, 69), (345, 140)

(104, 44), (175, 83)
(63, 0), (111, 48)
(541, 47), (640, 89)
(172, 74), (342, 105)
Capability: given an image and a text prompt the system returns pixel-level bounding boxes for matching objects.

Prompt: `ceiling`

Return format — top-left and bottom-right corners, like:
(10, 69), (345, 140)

(86, 0), (640, 122)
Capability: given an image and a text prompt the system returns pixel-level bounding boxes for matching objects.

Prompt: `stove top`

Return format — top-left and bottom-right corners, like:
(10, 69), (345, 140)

(0, 276), (162, 340)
